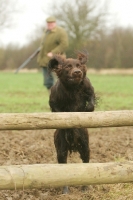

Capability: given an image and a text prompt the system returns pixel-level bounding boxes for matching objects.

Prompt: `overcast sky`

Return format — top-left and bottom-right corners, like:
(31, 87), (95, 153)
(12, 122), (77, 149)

(1, 0), (133, 47)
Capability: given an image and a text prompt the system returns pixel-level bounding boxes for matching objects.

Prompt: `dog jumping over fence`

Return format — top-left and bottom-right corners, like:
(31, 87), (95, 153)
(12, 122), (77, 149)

(48, 51), (96, 193)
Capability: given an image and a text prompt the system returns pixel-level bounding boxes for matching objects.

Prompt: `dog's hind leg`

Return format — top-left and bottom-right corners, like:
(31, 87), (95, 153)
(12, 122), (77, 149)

(54, 129), (69, 194)
(54, 129), (68, 163)
(77, 128), (90, 192)
(77, 129), (90, 163)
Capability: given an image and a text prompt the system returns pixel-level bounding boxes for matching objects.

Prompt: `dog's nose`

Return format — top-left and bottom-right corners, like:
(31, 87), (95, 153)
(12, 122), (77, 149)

(73, 69), (81, 75)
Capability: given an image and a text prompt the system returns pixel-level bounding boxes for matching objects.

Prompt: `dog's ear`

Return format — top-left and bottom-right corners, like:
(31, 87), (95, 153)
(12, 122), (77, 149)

(48, 55), (65, 72)
(77, 50), (89, 64)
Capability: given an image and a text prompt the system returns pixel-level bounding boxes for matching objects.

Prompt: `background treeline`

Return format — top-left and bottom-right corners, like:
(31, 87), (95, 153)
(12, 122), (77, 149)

(1, 27), (133, 70)
(1, 0), (133, 70)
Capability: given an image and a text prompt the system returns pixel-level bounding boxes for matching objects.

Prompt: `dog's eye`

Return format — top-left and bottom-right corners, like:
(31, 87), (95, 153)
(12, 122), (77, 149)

(65, 64), (72, 68)
(76, 63), (80, 68)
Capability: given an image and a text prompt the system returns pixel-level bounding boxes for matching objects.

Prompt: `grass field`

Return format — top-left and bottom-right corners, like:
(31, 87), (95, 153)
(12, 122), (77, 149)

(0, 72), (133, 113)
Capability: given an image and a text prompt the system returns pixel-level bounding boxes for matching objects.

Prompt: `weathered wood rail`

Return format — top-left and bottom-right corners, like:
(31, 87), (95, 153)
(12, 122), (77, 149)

(0, 162), (133, 190)
(0, 110), (133, 130)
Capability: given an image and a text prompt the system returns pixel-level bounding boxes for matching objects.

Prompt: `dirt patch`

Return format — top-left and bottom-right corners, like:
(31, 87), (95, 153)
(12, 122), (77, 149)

(0, 127), (133, 199)
(88, 68), (133, 75)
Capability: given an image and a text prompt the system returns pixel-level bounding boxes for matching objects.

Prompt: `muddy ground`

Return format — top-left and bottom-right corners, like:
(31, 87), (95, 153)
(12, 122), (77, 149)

(0, 127), (133, 200)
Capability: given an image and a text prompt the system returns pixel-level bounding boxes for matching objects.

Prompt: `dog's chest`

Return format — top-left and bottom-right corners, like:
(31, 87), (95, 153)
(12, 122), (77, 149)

(57, 90), (86, 112)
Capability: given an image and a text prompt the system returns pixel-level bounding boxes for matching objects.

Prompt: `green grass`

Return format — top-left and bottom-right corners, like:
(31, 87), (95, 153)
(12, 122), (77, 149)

(0, 72), (49, 113)
(0, 72), (133, 113)
(89, 74), (133, 111)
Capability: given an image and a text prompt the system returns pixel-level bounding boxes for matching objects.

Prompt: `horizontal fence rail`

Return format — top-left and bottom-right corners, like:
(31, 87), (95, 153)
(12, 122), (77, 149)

(0, 110), (133, 130)
(0, 162), (133, 190)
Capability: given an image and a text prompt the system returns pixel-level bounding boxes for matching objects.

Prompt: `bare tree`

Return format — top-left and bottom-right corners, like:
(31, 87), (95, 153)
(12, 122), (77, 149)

(48, 0), (109, 51)
(0, 0), (18, 30)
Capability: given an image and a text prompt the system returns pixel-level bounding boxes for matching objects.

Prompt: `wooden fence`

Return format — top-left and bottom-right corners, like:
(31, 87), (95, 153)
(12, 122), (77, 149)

(0, 110), (133, 190)
(1, 110), (133, 130)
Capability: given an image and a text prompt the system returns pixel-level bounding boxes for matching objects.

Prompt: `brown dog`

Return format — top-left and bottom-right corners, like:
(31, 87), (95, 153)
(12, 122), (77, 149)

(48, 51), (96, 193)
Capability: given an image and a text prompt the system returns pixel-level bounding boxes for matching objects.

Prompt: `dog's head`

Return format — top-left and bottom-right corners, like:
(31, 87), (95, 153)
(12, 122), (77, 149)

(48, 51), (88, 86)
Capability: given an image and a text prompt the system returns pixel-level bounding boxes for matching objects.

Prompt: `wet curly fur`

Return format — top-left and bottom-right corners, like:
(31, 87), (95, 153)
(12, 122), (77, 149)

(48, 51), (96, 164)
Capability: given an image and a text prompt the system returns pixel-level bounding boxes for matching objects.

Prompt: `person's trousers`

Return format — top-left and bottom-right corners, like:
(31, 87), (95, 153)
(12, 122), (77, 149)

(42, 67), (54, 89)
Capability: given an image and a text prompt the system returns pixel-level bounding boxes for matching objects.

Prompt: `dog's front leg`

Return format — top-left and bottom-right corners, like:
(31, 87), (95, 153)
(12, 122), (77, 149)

(85, 95), (95, 112)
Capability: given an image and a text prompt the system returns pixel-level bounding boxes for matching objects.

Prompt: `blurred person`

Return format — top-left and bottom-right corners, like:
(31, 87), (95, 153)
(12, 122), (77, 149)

(37, 16), (69, 92)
